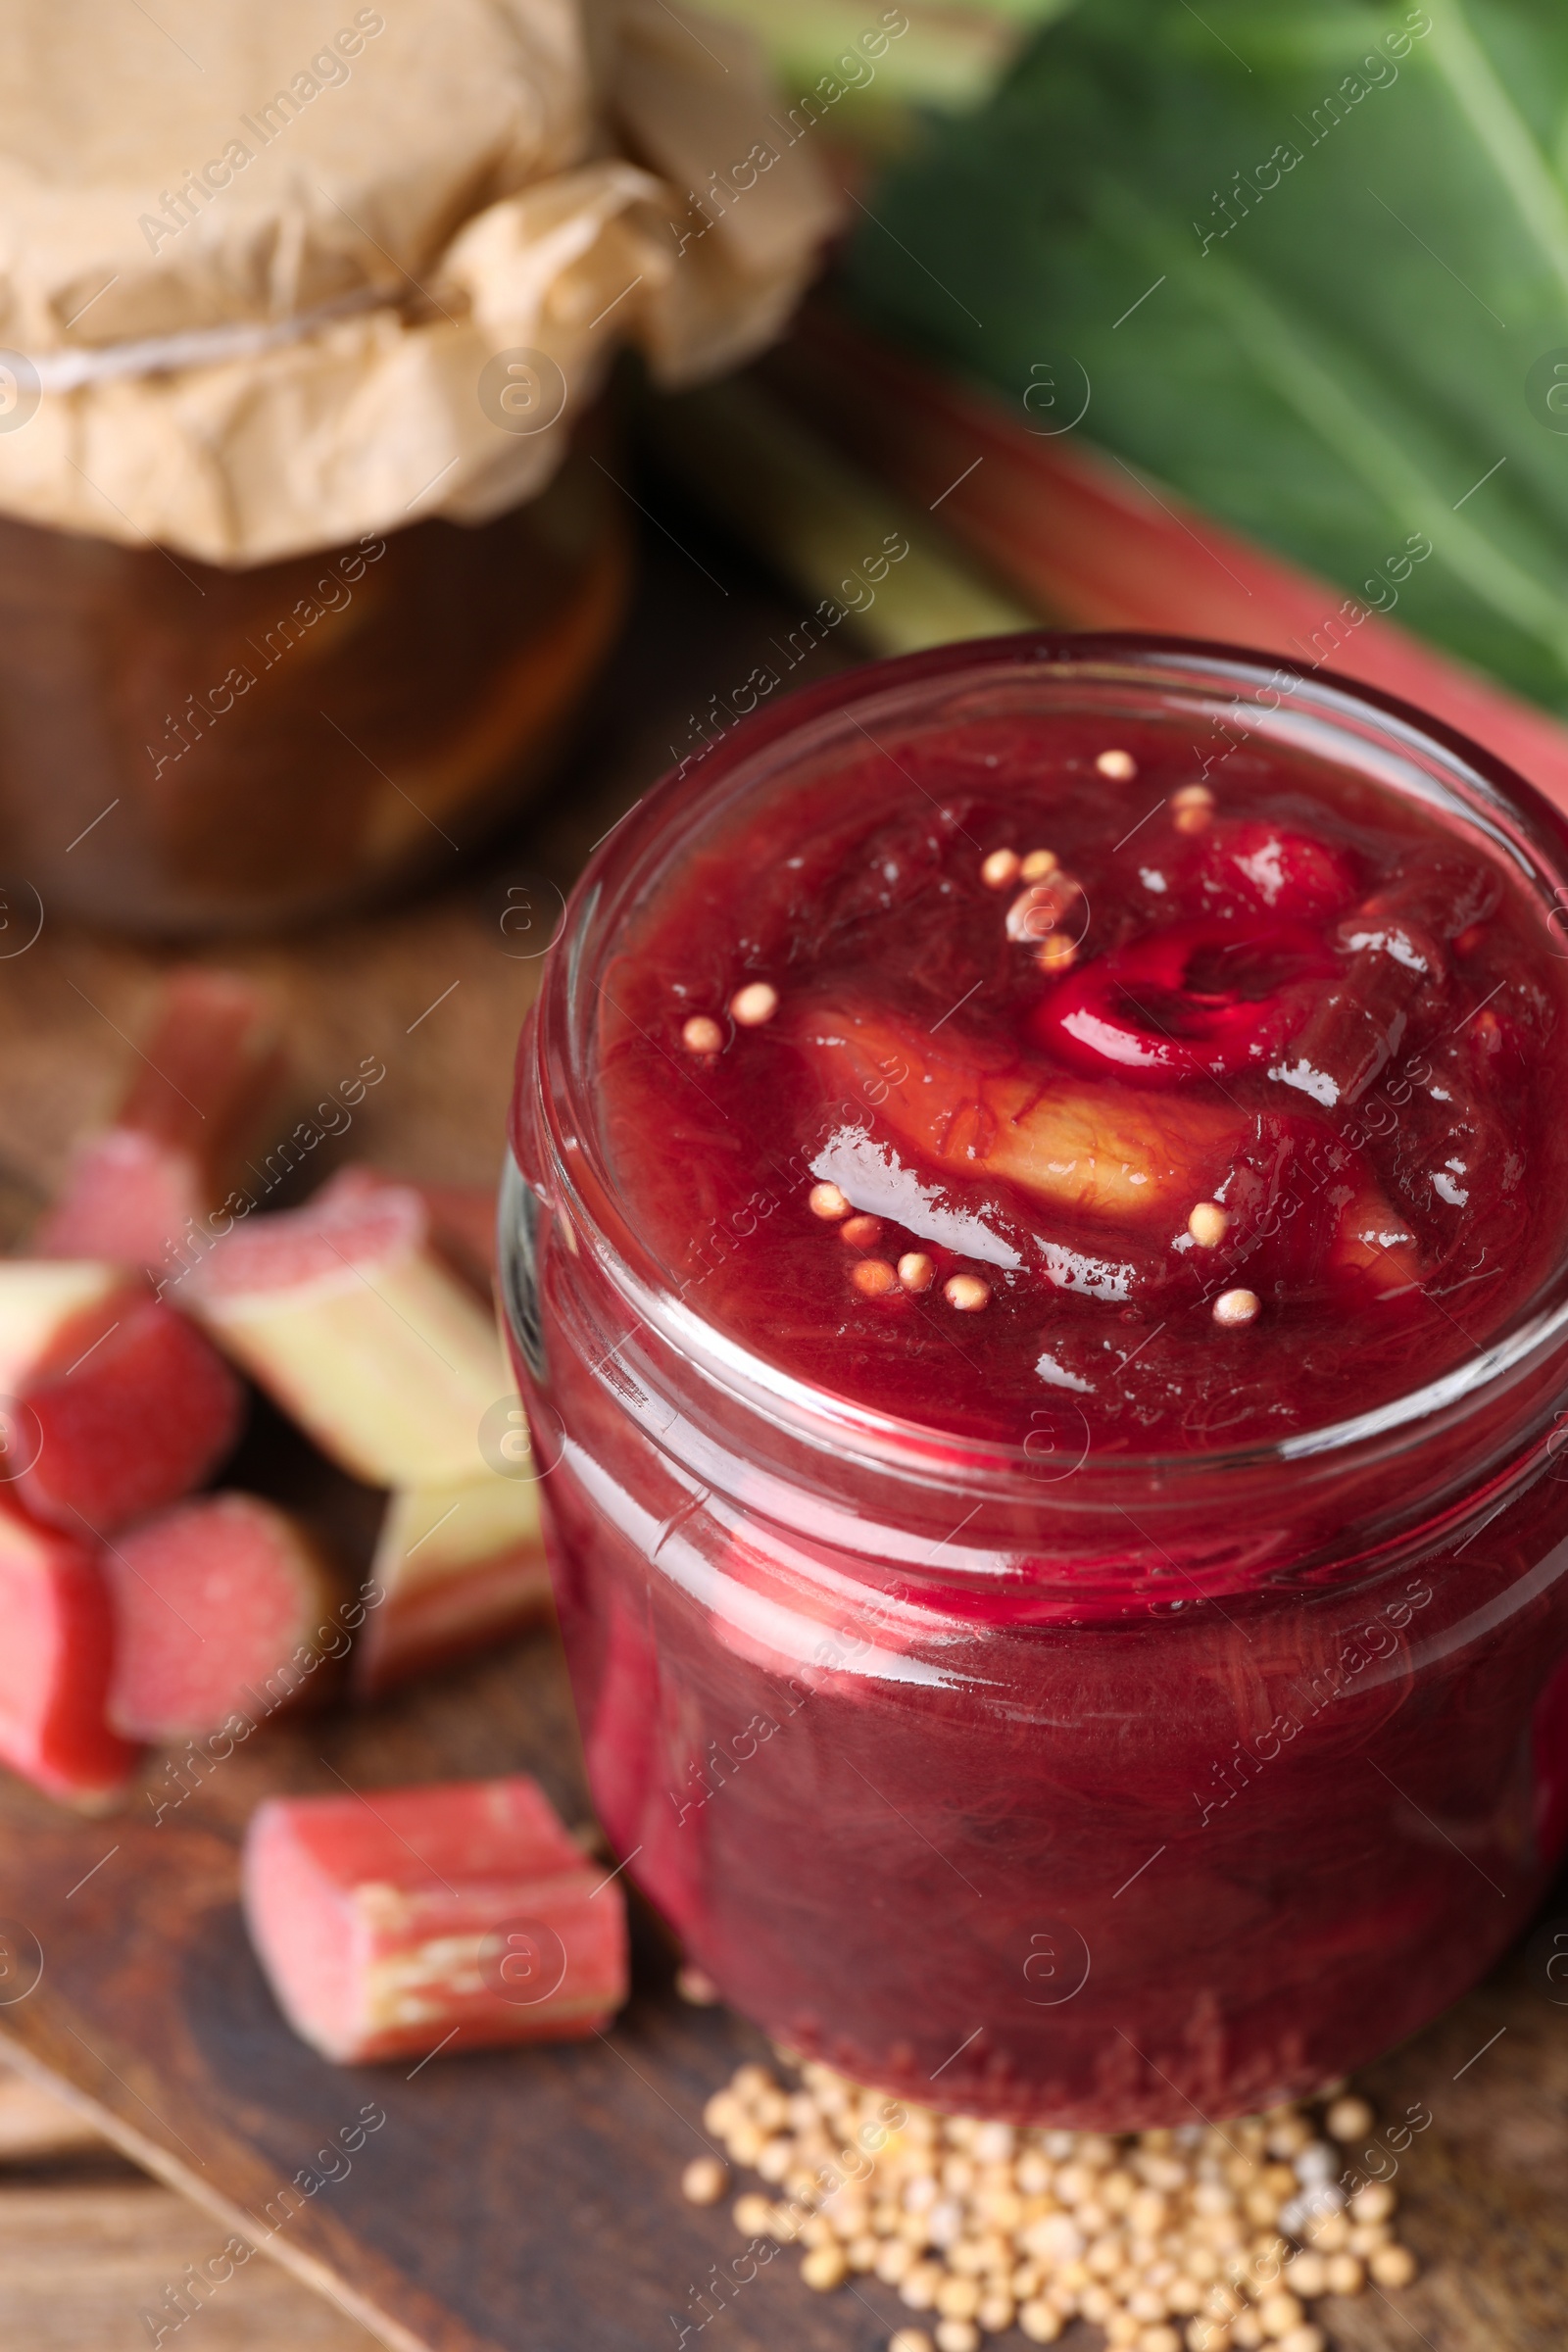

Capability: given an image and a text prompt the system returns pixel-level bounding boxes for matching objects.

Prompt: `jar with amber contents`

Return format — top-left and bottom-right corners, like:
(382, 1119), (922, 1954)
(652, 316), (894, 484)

(0, 0), (836, 929)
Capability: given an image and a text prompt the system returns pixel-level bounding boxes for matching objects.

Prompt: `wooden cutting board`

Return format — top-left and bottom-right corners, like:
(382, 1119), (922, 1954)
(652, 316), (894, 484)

(0, 496), (1565, 2352)
(0, 1624), (1565, 2352)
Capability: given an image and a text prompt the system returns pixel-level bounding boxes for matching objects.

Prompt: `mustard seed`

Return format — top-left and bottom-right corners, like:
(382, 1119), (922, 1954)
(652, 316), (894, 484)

(802, 2243), (849, 2290)
(681, 1014), (723, 1055)
(730, 981), (779, 1026)
(981, 849), (1021, 890)
(1188, 1201), (1229, 1248)
(1280, 2253), (1325, 2299)
(808, 1181), (851, 1220)
(1020, 849), (1060, 882)
(902, 2260), (945, 2310)
(682, 2156), (730, 2205)
(853, 1258), (900, 1298)
(945, 1274), (991, 1311)
(842, 1213), (884, 1248)
(1097, 750), (1137, 780)
(1212, 1288), (1261, 1328)
(936, 2275), (982, 2320)
(693, 2057), (1411, 2348)
(899, 1252), (936, 1293)
(1171, 783), (1215, 834)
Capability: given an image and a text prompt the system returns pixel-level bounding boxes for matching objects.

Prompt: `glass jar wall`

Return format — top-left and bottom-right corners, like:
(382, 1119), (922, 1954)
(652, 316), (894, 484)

(504, 636), (1568, 2125)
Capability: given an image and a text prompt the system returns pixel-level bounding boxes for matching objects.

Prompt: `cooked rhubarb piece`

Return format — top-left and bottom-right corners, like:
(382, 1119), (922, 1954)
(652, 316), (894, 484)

(355, 1473), (551, 1697)
(0, 1502), (137, 1806)
(0, 1262), (242, 1533)
(1274, 855), (1502, 1111)
(243, 1774), (627, 2062)
(797, 997), (1241, 1226)
(794, 1000), (1416, 1298)
(105, 1493), (341, 1740)
(188, 1183), (506, 1489)
(35, 970), (286, 1271)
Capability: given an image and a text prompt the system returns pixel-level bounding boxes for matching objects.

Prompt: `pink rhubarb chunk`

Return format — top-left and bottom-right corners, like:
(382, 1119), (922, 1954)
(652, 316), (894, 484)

(0, 1502), (137, 1806)
(35, 969), (286, 1273)
(189, 1183), (505, 1490)
(243, 1774), (628, 2063)
(318, 1165), (500, 1300)
(354, 1475), (552, 1699)
(0, 1264), (243, 1533)
(106, 1494), (340, 1741)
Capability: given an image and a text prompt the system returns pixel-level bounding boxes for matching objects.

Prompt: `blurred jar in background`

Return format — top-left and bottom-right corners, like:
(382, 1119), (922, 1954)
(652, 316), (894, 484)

(0, 448), (629, 932)
(0, 0), (837, 932)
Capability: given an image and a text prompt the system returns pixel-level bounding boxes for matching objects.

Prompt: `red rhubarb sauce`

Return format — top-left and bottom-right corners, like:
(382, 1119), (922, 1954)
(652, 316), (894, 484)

(512, 639), (1568, 2124)
(597, 719), (1564, 1449)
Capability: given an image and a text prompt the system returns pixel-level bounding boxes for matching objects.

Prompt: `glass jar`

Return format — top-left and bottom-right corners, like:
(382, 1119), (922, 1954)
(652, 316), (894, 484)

(503, 633), (1568, 2126)
(0, 442), (629, 935)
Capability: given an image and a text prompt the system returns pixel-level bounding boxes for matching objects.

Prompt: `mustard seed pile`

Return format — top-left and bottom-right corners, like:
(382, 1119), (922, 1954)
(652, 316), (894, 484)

(681, 2054), (1419, 2352)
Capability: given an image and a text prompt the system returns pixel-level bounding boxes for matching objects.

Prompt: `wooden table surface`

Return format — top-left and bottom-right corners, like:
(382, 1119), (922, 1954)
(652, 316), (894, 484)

(0, 488), (1564, 2351)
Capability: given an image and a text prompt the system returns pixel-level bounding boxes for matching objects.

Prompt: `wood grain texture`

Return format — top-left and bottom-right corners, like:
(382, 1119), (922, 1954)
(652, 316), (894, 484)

(0, 2175), (382, 2350)
(0, 519), (1563, 2351)
(0, 2062), (108, 2162)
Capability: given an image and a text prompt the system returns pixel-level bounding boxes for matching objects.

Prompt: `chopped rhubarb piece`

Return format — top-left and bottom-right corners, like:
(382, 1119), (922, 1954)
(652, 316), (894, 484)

(243, 1774), (627, 2063)
(354, 1472), (551, 1697)
(105, 1494), (341, 1741)
(0, 1502), (137, 1806)
(35, 970), (286, 1272)
(317, 1166), (499, 1300)
(0, 1262), (243, 1534)
(188, 1184), (507, 1489)
(0, 1262), (125, 1382)
(1273, 856), (1497, 1111)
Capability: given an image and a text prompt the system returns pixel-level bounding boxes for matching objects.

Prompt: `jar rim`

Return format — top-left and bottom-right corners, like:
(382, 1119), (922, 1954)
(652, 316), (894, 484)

(524, 629), (1568, 1502)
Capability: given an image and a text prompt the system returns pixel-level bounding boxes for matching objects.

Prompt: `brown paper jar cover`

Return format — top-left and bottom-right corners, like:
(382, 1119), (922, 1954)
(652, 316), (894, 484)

(0, 0), (839, 929)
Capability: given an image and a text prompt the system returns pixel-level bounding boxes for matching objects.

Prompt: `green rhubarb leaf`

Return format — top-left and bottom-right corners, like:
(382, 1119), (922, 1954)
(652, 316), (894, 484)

(842, 0), (1568, 710)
